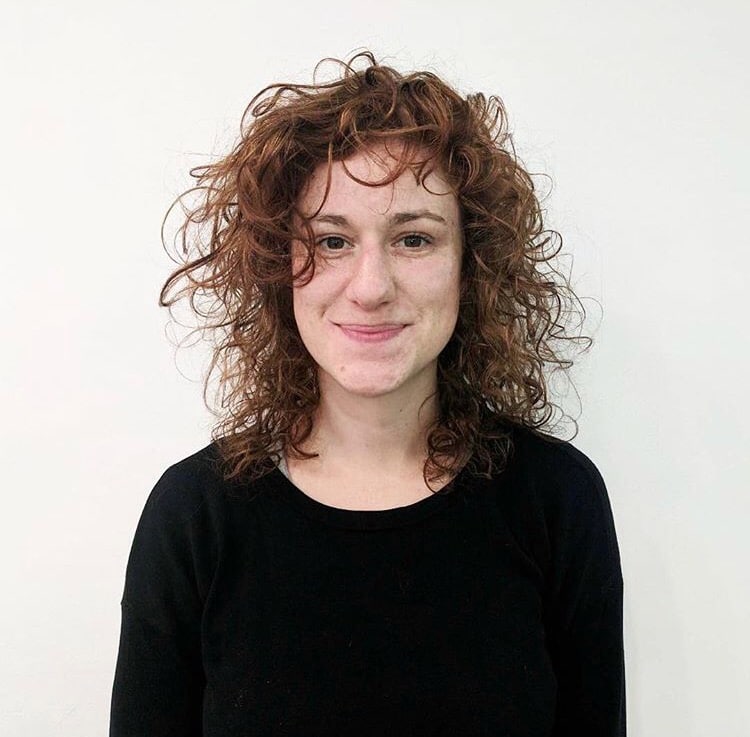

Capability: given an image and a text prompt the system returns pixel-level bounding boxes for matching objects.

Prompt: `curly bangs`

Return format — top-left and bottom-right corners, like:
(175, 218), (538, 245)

(159, 50), (591, 488)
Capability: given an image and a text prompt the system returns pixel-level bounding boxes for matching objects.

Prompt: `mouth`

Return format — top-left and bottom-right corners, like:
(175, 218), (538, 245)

(335, 323), (408, 343)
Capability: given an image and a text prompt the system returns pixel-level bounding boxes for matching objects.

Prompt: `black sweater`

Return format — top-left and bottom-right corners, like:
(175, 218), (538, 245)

(110, 424), (625, 736)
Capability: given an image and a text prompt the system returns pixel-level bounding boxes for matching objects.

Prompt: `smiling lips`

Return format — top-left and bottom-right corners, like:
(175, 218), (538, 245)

(336, 323), (407, 343)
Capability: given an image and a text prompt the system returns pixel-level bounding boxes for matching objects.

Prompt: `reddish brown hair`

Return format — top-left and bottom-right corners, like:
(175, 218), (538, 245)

(160, 51), (591, 488)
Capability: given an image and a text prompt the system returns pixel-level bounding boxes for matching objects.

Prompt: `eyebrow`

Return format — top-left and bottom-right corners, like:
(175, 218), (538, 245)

(311, 210), (447, 226)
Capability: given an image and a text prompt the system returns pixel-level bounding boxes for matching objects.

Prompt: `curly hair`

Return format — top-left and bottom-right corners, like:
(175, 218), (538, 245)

(159, 50), (591, 489)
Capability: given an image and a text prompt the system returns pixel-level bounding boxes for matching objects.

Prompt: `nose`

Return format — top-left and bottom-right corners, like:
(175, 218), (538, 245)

(343, 243), (397, 308)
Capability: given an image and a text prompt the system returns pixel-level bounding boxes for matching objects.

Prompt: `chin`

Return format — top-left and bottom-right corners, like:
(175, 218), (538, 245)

(339, 380), (403, 398)
(325, 368), (406, 398)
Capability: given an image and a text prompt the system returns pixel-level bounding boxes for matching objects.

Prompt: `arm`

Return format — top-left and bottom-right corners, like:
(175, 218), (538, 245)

(109, 467), (207, 737)
(542, 447), (626, 736)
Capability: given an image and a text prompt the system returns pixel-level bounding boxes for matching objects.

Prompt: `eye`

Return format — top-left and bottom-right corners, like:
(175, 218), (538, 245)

(400, 233), (432, 249)
(317, 235), (348, 251)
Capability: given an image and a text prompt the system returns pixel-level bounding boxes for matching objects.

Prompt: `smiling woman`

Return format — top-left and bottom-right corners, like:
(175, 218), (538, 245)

(287, 147), (465, 505)
(110, 51), (626, 736)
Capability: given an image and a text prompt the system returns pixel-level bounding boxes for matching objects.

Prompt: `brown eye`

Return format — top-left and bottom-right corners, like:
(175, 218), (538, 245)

(401, 234), (431, 249)
(318, 236), (347, 251)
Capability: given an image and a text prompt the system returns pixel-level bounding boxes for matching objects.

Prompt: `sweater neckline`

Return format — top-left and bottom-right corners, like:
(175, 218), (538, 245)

(268, 462), (469, 531)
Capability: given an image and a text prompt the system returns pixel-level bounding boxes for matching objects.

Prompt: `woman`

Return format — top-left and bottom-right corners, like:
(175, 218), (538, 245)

(110, 52), (625, 736)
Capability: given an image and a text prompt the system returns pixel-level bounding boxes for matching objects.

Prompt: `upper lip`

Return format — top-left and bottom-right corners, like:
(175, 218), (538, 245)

(336, 323), (406, 332)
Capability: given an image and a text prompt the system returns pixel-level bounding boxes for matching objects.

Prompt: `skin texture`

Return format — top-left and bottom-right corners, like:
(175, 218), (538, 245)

(288, 145), (464, 506)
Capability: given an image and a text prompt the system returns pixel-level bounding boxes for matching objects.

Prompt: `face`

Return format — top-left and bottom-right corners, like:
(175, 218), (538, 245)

(291, 144), (463, 402)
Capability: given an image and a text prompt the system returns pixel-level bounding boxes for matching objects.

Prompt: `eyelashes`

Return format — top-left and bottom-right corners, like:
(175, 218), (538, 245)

(400, 234), (432, 249)
(315, 233), (434, 252)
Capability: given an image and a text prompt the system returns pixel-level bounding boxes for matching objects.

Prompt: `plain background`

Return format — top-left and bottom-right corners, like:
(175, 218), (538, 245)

(2, 0), (748, 734)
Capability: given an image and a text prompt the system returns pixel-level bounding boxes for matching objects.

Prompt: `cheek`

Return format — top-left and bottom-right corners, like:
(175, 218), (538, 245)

(432, 258), (462, 302)
(292, 283), (328, 333)
(417, 286), (459, 334)
(292, 291), (310, 331)
(291, 286), (308, 326)
(432, 266), (462, 331)
(292, 264), (341, 312)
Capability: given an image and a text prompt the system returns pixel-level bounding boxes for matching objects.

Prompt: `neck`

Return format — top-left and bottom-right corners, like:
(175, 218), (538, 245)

(296, 371), (440, 474)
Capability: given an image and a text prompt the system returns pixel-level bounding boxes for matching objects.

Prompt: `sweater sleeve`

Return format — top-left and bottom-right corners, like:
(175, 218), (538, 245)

(109, 465), (209, 737)
(539, 444), (626, 737)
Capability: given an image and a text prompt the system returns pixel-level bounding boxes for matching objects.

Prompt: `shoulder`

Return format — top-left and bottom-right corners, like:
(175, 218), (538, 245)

(141, 441), (272, 526)
(506, 423), (621, 568)
(499, 421), (609, 505)
(478, 420), (624, 594)
(142, 442), (223, 523)
(125, 443), (273, 589)
(489, 419), (618, 543)
(123, 444), (234, 616)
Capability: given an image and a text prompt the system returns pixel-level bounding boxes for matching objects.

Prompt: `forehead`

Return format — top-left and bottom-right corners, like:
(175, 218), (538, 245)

(296, 145), (458, 221)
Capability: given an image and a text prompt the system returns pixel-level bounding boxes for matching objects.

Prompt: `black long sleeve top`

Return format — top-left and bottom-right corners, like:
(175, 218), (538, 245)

(110, 423), (625, 736)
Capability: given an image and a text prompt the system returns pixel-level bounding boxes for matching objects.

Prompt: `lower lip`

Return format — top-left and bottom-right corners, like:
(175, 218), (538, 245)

(338, 325), (406, 343)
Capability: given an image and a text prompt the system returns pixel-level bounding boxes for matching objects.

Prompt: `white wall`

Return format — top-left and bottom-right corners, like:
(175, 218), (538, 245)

(2, 0), (747, 734)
